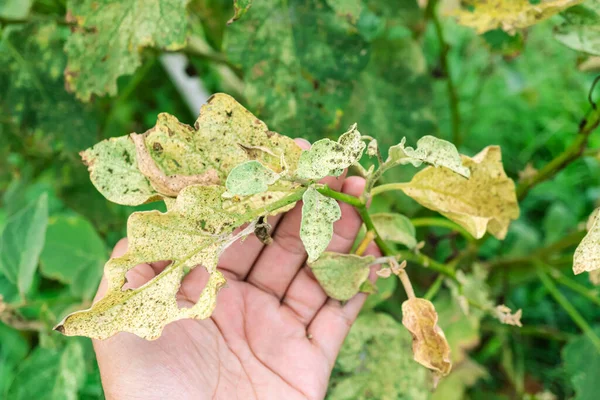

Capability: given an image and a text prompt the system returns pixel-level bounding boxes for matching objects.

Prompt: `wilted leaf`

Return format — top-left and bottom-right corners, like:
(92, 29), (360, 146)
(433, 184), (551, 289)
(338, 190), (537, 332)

(329, 312), (430, 400)
(555, 1), (600, 56)
(0, 194), (48, 296)
(7, 341), (85, 400)
(371, 212), (417, 249)
(0, 23), (98, 153)
(56, 184), (301, 340)
(82, 93), (302, 206)
(402, 298), (452, 377)
(296, 124), (365, 180)
(300, 187), (342, 262)
(0, 0), (33, 19)
(563, 328), (600, 400)
(310, 252), (375, 301)
(40, 214), (107, 300)
(400, 146), (519, 239)
(573, 208), (600, 274)
(65, 0), (191, 100)
(454, 0), (584, 35)
(228, 0), (252, 24)
(387, 136), (470, 178)
(225, 161), (279, 196)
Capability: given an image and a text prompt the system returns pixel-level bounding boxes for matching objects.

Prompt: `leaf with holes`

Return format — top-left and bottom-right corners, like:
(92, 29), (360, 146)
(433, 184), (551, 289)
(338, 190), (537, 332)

(309, 252), (375, 301)
(400, 146), (519, 239)
(300, 187), (342, 262)
(295, 124), (365, 180)
(387, 136), (470, 178)
(402, 298), (452, 378)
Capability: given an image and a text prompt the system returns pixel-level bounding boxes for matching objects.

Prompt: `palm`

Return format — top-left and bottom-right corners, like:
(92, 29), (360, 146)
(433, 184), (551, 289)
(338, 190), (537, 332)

(93, 175), (379, 400)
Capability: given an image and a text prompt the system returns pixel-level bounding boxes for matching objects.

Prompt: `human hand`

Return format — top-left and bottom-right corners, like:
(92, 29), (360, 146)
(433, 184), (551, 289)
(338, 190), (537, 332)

(93, 153), (380, 400)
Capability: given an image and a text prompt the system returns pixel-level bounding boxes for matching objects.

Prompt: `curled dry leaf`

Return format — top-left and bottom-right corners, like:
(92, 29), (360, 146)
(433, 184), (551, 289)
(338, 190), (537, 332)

(388, 136), (470, 178)
(573, 208), (600, 274)
(402, 298), (452, 378)
(300, 187), (342, 262)
(55, 184), (302, 340)
(494, 304), (523, 327)
(295, 123), (366, 180)
(309, 252), (376, 301)
(81, 93), (302, 206)
(453, 0), (584, 35)
(400, 146), (519, 239)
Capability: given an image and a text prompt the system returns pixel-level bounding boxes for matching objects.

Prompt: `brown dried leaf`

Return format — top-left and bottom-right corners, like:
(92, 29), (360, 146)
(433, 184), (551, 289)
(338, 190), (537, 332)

(402, 298), (452, 377)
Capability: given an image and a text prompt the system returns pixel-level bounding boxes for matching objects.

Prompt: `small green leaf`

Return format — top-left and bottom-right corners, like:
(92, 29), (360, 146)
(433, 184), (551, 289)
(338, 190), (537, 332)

(0, 194), (48, 296)
(225, 161), (279, 196)
(300, 187), (342, 262)
(7, 341), (85, 400)
(387, 136), (470, 178)
(296, 124), (366, 180)
(40, 214), (107, 300)
(555, 1), (600, 56)
(228, 0), (253, 24)
(563, 328), (600, 400)
(310, 252), (375, 301)
(371, 212), (417, 249)
(573, 208), (600, 275)
(0, 0), (33, 19)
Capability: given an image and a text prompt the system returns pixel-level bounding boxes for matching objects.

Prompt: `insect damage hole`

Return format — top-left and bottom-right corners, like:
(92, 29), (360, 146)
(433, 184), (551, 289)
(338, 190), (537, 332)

(176, 265), (210, 308)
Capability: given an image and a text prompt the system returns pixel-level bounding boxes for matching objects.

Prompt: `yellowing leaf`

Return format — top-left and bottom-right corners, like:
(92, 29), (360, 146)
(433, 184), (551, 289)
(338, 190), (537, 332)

(225, 161), (279, 196)
(388, 136), (470, 178)
(82, 93), (302, 206)
(55, 184), (301, 340)
(309, 252), (375, 301)
(453, 0), (584, 35)
(402, 298), (452, 377)
(400, 146), (519, 239)
(300, 187), (342, 262)
(573, 208), (600, 274)
(295, 124), (365, 180)
(371, 212), (417, 249)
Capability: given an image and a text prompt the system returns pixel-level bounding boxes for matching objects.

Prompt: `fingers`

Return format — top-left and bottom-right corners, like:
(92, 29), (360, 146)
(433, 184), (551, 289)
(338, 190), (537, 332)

(307, 241), (381, 367)
(244, 171), (347, 299)
(280, 176), (367, 325)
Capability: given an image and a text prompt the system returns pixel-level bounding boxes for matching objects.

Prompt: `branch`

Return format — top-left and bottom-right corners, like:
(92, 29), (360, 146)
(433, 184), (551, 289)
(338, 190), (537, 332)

(411, 217), (476, 243)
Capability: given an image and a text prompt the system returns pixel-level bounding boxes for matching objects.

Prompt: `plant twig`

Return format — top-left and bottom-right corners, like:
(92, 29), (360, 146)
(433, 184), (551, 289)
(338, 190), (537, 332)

(549, 268), (600, 308)
(536, 262), (600, 353)
(411, 217), (475, 243)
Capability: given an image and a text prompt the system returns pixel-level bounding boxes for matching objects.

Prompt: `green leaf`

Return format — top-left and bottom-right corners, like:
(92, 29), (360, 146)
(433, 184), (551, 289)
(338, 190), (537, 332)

(0, 0), (33, 19)
(40, 214), (107, 300)
(362, 275), (397, 310)
(573, 208), (600, 275)
(555, 1), (600, 55)
(296, 124), (365, 180)
(64, 0), (192, 101)
(228, 0), (253, 24)
(563, 328), (600, 400)
(300, 187), (342, 262)
(7, 341), (85, 400)
(326, 0), (363, 23)
(387, 136), (470, 178)
(309, 252), (375, 301)
(0, 322), (29, 397)
(328, 312), (430, 400)
(431, 359), (488, 400)
(0, 23), (98, 153)
(0, 194), (48, 296)
(225, 161), (280, 196)
(371, 212), (417, 249)
(82, 93), (302, 206)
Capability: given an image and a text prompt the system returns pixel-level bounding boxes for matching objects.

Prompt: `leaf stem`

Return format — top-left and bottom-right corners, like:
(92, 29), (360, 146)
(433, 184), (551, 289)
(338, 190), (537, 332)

(549, 268), (600, 308)
(316, 185), (365, 208)
(371, 182), (409, 197)
(411, 217), (475, 243)
(396, 250), (458, 281)
(355, 231), (375, 256)
(535, 262), (600, 353)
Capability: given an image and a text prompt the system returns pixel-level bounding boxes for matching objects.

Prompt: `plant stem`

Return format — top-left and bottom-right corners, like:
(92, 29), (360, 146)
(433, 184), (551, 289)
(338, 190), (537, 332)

(517, 105), (600, 200)
(355, 231), (375, 256)
(411, 217), (475, 243)
(550, 268), (600, 308)
(424, 275), (444, 300)
(371, 182), (409, 197)
(316, 185), (365, 208)
(398, 269), (416, 299)
(397, 250), (458, 281)
(536, 263), (600, 353)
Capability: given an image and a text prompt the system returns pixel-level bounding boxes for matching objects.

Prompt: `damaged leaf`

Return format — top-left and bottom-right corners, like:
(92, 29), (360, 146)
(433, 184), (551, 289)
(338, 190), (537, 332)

(55, 184), (300, 340)
(573, 208), (600, 274)
(371, 213), (417, 249)
(295, 124), (365, 180)
(387, 136), (470, 178)
(454, 0), (584, 35)
(82, 93), (302, 206)
(225, 160), (280, 196)
(65, 0), (192, 100)
(228, 0), (253, 24)
(300, 187), (342, 262)
(309, 252), (375, 301)
(400, 146), (519, 239)
(402, 297), (452, 377)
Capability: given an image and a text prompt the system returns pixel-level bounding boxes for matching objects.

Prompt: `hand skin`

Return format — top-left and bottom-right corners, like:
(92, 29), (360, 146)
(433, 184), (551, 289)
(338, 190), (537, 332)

(93, 143), (380, 400)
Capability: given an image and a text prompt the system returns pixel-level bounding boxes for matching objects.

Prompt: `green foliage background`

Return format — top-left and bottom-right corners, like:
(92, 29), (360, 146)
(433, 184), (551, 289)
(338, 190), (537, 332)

(1, 0), (600, 398)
